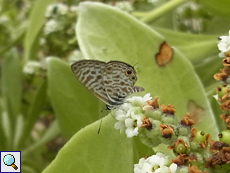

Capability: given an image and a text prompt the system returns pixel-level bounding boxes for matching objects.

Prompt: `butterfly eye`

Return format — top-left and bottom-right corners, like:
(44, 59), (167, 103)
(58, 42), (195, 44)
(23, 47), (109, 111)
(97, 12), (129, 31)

(130, 75), (136, 81)
(126, 70), (133, 76)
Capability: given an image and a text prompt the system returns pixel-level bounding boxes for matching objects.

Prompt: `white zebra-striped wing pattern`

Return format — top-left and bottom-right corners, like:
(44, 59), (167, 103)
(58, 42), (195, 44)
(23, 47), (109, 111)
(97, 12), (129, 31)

(71, 60), (144, 110)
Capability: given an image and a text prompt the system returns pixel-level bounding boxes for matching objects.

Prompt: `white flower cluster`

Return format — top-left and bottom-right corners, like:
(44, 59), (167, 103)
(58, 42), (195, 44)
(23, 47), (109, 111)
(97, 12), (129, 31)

(45, 3), (68, 18)
(114, 93), (152, 138)
(44, 19), (62, 35)
(218, 30), (230, 57)
(134, 153), (177, 173)
(114, 2), (133, 13)
(23, 61), (41, 75)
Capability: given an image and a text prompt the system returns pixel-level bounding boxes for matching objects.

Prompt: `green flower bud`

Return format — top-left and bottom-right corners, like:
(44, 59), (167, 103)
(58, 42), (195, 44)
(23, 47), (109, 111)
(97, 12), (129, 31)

(132, 107), (143, 115)
(144, 109), (162, 120)
(216, 86), (228, 100)
(174, 141), (188, 154)
(171, 137), (190, 155)
(219, 130), (230, 145)
(176, 166), (189, 173)
(190, 140), (200, 151)
(161, 114), (178, 125)
(138, 120), (162, 147)
(161, 134), (177, 145)
(194, 130), (206, 143)
(178, 126), (190, 136)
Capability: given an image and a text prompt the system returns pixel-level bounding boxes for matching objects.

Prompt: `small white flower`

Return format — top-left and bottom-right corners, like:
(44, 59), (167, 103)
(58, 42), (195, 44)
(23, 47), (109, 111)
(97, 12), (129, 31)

(115, 108), (129, 121)
(45, 4), (56, 18)
(115, 2), (133, 13)
(57, 3), (68, 15)
(134, 153), (177, 173)
(44, 19), (61, 35)
(125, 112), (142, 137)
(127, 93), (152, 104)
(114, 94), (154, 138)
(45, 3), (68, 18)
(23, 61), (41, 74)
(218, 30), (230, 57)
(114, 121), (126, 133)
(114, 104), (143, 138)
(39, 38), (46, 45)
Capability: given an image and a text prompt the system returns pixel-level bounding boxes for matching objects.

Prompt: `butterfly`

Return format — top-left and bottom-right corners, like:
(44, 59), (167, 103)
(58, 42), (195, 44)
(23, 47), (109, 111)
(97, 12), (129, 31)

(71, 60), (144, 110)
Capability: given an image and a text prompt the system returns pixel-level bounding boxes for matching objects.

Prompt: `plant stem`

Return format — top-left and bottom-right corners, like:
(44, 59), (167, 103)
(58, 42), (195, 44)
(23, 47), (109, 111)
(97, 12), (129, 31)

(139, 0), (188, 23)
(22, 120), (60, 157)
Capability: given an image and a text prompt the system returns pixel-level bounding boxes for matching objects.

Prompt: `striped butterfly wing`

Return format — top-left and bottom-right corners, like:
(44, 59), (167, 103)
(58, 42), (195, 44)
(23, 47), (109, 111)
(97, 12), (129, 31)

(71, 60), (111, 105)
(103, 61), (144, 109)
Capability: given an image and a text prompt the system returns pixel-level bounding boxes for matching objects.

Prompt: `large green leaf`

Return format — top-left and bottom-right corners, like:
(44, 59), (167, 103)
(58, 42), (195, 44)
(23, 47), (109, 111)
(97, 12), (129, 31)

(42, 116), (134, 173)
(44, 2), (219, 172)
(76, 2), (218, 136)
(47, 58), (106, 137)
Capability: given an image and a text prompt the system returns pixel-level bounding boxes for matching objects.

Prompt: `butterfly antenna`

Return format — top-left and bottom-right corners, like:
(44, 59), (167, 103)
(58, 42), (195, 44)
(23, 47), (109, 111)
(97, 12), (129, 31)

(97, 118), (103, 134)
(133, 62), (139, 68)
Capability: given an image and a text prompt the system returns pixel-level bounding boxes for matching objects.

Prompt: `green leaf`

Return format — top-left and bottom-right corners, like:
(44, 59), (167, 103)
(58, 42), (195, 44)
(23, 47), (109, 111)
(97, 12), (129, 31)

(194, 56), (222, 87)
(18, 78), (47, 149)
(76, 2), (218, 137)
(199, 0), (230, 17)
(24, 0), (56, 62)
(0, 23), (26, 56)
(206, 17), (230, 35)
(42, 115), (134, 173)
(47, 58), (106, 137)
(44, 2), (220, 172)
(1, 52), (22, 147)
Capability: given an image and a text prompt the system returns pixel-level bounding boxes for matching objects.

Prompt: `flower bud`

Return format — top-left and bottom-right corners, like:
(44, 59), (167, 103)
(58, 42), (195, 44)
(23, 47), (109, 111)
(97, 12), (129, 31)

(219, 130), (230, 145)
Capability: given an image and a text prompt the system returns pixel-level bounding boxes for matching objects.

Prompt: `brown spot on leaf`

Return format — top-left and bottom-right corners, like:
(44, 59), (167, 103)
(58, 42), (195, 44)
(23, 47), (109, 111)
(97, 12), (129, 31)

(187, 101), (204, 124)
(155, 41), (173, 67)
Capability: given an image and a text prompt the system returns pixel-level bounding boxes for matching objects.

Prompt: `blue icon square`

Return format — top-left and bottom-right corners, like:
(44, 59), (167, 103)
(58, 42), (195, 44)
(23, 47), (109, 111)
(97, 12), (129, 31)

(0, 151), (21, 173)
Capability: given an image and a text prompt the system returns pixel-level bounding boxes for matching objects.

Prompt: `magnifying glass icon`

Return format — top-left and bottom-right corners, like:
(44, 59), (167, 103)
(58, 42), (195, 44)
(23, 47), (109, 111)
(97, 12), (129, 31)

(3, 154), (18, 170)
